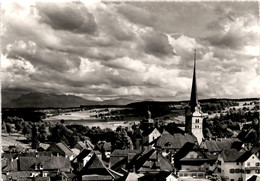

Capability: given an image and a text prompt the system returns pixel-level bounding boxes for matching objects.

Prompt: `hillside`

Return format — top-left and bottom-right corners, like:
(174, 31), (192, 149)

(2, 92), (141, 108)
(3, 92), (99, 108)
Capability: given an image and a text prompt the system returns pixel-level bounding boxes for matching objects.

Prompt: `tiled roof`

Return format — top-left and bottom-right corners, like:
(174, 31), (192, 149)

(75, 141), (86, 149)
(110, 149), (141, 157)
(137, 150), (174, 172)
(86, 140), (94, 149)
(200, 138), (241, 152)
(110, 150), (142, 171)
(174, 142), (207, 160)
(155, 133), (197, 149)
(220, 149), (245, 162)
(56, 142), (74, 157)
(236, 151), (253, 162)
(80, 153), (115, 179)
(19, 156), (71, 171)
(73, 149), (92, 162)
(38, 143), (50, 151)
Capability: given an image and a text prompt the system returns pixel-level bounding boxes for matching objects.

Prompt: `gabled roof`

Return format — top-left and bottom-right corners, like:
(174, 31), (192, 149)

(80, 153), (116, 178)
(236, 151), (253, 162)
(56, 142), (74, 157)
(137, 150), (174, 172)
(200, 138), (241, 152)
(139, 172), (177, 181)
(85, 140), (94, 150)
(110, 150), (142, 171)
(74, 141), (86, 149)
(19, 156), (71, 171)
(38, 143), (50, 151)
(110, 149), (141, 157)
(155, 133), (197, 150)
(142, 128), (160, 137)
(174, 142), (208, 161)
(73, 149), (92, 163)
(220, 149), (245, 162)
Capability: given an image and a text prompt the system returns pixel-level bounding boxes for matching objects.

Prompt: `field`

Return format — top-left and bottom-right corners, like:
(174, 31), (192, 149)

(1, 132), (31, 151)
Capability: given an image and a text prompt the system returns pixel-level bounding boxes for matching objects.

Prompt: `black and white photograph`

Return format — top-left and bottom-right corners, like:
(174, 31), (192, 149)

(1, 0), (259, 181)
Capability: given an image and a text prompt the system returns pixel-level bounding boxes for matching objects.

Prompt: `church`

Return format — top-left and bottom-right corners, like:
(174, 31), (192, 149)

(185, 50), (207, 144)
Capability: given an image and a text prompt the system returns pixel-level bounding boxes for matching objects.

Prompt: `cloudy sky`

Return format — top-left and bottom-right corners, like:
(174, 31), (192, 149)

(1, 0), (259, 101)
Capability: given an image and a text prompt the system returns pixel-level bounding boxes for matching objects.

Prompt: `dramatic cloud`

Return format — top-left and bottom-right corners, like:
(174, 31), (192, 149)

(36, 2), (97, 34)
(1, 1), (259, 101)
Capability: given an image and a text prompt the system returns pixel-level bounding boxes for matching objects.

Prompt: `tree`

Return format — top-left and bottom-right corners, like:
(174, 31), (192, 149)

(6, 123), (13, 135)
(31, 125), (39, 149)
(112, 126), (133, 150)
(22, 123), (31, 136)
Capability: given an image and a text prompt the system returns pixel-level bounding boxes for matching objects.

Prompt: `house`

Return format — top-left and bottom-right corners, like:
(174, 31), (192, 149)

(132, 148), (174, 174)
(138, 172), (178, 181)
(37, 143), (50, 152)
(72, 149), (93, 173)
(79, 152), (123, 181)
(174, 142), (213, 179)
(200, 138), (242, 155)
(109, 149), (142, 173)
(142, 128), (161, 145)
(47, 142), (75, 160)
(3, 155), (72, 181)
(215, 148), (260, 181)
(237, 151), (260, 181)
(125, 172), (144, 181)
(95, 141), (112, 160)
(73, 141), (86, 151)
(154, 132), (197, 163)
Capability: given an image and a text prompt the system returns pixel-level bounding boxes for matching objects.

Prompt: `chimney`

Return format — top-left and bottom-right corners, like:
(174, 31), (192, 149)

(133, 165), (136, 173)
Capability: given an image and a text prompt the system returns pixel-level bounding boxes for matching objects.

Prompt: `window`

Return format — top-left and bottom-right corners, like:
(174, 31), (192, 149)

(230, 179), (234, 181)
(192, 173), (197, 177)
(256, 169), (260, 174)
(195, 119), (200, 123)
(246, 170), (251, 174)
(256, 162), (260, 166)
(198, 173), (204, 177)
(230, 169), (234, 173)
(218, 168), (221, 173)
(236, 162), (239, 165)
(247, 162), (250, 166)
(218, 160), (222, 165)
(236, 169), (240, 173)
(184, 173), (188, 177)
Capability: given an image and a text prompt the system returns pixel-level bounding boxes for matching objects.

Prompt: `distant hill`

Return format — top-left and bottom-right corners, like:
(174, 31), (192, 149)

(3, 92), (99, 108)
(2, 92), (145, 108)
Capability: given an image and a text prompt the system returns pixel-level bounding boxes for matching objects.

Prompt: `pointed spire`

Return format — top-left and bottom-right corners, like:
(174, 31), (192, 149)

(190, 49), (198, 113)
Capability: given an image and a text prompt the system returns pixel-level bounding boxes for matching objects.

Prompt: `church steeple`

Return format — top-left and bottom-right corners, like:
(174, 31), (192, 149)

(190, 49), (198, 113)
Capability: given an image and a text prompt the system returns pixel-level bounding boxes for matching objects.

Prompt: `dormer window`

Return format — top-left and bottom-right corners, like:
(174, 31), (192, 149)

(34, 164), (38, 170)
(39, 164), (43, 170)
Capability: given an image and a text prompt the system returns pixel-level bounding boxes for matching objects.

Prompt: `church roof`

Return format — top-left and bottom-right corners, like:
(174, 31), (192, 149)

(155, 133), (197, 150)
(190, 49), (199, 113)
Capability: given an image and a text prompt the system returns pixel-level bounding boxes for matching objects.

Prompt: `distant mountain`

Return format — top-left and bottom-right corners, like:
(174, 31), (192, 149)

(2, 92), (145, 108)
(101, 98), (141, 106)
(3, 92), (100, 108)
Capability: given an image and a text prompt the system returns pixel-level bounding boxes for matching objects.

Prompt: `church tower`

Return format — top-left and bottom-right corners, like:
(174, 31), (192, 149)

(185, 50), (204, 144)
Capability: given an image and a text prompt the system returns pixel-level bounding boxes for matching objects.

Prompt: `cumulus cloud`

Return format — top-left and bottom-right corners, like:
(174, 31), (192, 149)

(36, 2), (97, 34)
(1, 1), (259, 101)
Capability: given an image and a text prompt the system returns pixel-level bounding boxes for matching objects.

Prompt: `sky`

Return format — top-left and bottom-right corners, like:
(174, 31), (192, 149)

(1, 0), (259, 101)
